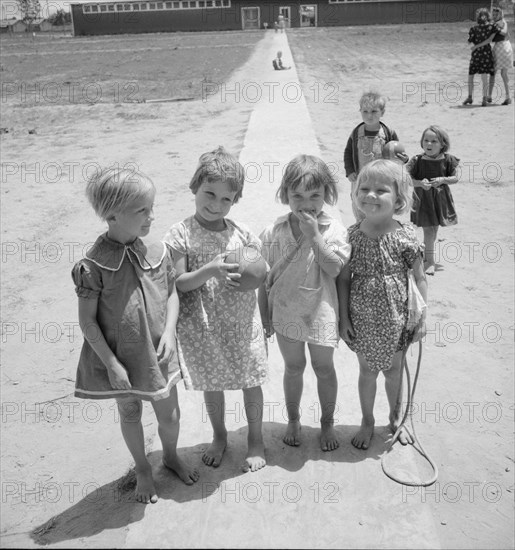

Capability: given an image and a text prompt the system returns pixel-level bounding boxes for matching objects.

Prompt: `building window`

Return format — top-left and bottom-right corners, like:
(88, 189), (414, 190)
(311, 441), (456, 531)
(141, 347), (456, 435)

(82, 0), (231, 14)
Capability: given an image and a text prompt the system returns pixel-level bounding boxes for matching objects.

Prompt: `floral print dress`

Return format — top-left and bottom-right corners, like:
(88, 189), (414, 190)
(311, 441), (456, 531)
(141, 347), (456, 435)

(345, 222), (423, 372)
(165, 216), (268, 392)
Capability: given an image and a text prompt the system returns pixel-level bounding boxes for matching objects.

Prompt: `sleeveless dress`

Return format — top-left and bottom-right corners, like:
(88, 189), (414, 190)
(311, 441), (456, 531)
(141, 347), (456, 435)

(72, 234), (182, 401)
(165, 216), (268, 392)
(492, 19), (513, 71)
(408, 153), (460, 228)
(345, 223), (423, 372)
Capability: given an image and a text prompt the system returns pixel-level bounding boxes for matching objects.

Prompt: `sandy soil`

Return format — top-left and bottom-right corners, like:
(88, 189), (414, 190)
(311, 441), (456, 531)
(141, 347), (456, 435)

(1, 22), (514, 549)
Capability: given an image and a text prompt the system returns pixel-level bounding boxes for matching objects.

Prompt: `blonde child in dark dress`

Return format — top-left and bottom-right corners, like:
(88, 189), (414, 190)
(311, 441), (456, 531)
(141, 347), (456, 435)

(407, 125), (460, 275)
(72, 168), (198, 504)
(338, 160), (427, 450)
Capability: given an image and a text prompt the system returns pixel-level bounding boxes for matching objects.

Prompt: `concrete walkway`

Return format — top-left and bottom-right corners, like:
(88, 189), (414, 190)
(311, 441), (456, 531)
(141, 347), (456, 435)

(125, 32), (441, 549)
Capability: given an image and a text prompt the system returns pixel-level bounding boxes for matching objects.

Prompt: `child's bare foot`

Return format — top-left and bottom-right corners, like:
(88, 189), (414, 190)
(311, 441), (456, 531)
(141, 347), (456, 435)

(135, 465), (158, 504)
(242, 439), (266, 472)
(424, 262), (435, 275)
(162, 453), (199, 485)
(320, 423), (339, 451)
(202, 435), (227, 467)
(351, 420), (374, 450)
(389, 422), (414, 445)
(283, 420), (301, 446)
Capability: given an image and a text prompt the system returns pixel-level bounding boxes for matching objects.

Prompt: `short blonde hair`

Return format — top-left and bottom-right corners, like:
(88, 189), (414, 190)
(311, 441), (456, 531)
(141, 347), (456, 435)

(353, 159), (412, 215)
(189, 146), (244, 203)
(86, 167), (155, 220)
(276, 154), (338, 206)
(359, 91), (387, 112)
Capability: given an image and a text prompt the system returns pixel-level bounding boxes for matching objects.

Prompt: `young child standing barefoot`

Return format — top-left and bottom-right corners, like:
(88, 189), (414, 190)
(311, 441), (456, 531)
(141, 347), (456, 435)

(72, 168), (198, 504)
(259, 155), (351, 451)
(164, 146), (268, 472)
(407, 125), (460, 275)
(338, 160), (427, 450)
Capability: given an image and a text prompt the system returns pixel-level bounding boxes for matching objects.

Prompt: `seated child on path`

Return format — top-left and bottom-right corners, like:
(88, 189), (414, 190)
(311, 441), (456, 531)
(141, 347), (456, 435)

(344, 91), (408, 221)
(273, 50), (291, 70)
(165, 146), (268, 473)
(259, 154), (351, 451)
(72, 168), (198, 504)
(338, 160), (427, 451)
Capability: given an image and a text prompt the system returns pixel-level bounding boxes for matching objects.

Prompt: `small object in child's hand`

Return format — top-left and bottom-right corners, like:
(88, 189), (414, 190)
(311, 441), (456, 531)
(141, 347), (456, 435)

(382, 141), (406, 162)
(225, 245), (267, 292)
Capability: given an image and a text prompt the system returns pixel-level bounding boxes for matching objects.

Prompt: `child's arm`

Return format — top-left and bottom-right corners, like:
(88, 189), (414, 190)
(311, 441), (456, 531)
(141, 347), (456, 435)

(344, 135), (356, 181)
(78, 298), (132, 389)
(156, 282), (179, 364)
(174, 251), (240, 293)
(258, 282), (273, 338)
(411, 256), (428, 342)
(336, 263), (355, 342)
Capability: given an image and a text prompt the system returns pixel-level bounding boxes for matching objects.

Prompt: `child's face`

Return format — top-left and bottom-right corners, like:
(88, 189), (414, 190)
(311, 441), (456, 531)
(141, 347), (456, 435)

(195, 178), (237, 229)
(422, 130), (443, 157)
(287, 179), (325, 220)
(357, 178), (397, 220)
(109, 193), (155, 243)
(360, 104), (384, 128)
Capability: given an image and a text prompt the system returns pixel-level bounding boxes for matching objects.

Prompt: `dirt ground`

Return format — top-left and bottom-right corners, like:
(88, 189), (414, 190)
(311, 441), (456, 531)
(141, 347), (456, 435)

(1, 21), (514, 549)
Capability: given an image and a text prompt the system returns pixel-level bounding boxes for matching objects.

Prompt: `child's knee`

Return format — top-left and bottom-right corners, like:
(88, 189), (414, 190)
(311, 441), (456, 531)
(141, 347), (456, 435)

(284, 361), (307, 376)
(117, 398), (143, 422)
(311, 360), (335, 379)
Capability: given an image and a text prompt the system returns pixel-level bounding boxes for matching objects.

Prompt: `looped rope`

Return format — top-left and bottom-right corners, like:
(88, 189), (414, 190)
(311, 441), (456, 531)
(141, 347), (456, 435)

(381, 341), (438, 487)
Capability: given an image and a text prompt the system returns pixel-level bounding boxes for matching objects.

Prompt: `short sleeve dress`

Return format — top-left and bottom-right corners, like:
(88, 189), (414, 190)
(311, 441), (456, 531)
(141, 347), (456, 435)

(468, 23), (495, 75)
(71, 233), (182, 401)
(408, 153), (460, 227)
(345, 222), (423, 372)
(260, 212), (351, 348)
(164, 216), (268, 392)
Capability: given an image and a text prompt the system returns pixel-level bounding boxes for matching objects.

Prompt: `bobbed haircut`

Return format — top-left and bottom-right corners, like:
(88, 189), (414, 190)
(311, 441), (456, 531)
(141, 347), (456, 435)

(276, 154), (338, 206)
(421, 125), (451, 153)
(359, 90), (387, 112)
(86, 167), (155, 221)
(476, 7), (491, 23)
(353, 159), (413, 215)
(189, 146), (245, 203)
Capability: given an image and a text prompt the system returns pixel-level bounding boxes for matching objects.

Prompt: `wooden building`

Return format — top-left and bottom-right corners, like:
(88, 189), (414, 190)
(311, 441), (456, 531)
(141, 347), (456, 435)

(70, 0), (488, 36)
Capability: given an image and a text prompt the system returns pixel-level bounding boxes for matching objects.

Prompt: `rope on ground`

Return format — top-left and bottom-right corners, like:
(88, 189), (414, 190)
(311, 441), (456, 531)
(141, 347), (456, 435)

(381, 342), (439, 487)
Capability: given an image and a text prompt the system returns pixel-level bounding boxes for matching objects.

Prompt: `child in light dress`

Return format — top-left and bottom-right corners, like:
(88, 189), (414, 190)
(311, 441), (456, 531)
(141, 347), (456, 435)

(72, 168), (198, 504)
(259, 154), (351, 451)
(165, 146), (268, 472)
(338, 159), (427, 451)
(407, 125), (460, 275)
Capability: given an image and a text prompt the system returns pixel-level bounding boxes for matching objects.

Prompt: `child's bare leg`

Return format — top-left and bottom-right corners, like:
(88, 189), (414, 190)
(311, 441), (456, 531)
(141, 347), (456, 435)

(116, 396), (157, 504)
(202, 390), (227, 467)
(153, 386), (199, 484)
(352, 356), (378, 450)
(242, 385), (266, 472)
(384, 351), (413, 445)
(423, 226), (438, 274)
(277, 334), (306, 446)
(309, 343), (339, 451)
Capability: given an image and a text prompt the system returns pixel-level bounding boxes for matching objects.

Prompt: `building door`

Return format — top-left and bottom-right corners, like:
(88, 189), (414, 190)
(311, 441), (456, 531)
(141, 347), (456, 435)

(300, 5), (317, 27)
(279, 6), (291, 28)
(241, 7), (260, 30)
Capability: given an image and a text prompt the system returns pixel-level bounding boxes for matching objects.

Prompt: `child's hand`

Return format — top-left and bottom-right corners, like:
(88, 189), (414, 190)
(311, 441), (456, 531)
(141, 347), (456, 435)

(411, 312), (427, 343)
(419, 178), (432, 190)
(207, 252), (241, 287)
(157, 332), (176, 365)
(339, 316), (355, 343)
(106, 361), (132, 390)
(262, 318), (275, 339)
(430, 177), (443, 188)
(395, 152), (409, 164)
(297, 210), (319, 239)
(348, 173), (357, 184)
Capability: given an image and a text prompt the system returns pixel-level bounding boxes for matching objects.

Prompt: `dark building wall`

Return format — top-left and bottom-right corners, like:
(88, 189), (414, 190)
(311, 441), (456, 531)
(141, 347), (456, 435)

(71, 1), (487, 37)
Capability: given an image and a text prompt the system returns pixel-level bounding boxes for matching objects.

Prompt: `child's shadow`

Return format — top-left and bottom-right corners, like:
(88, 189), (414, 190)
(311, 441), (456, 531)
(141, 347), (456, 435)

(30, 422), (386, 545)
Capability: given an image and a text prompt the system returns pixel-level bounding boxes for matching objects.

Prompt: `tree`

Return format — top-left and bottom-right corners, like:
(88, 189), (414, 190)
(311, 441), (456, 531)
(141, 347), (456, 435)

(16, 0), (41, 32)
(48, 8), (71, 26)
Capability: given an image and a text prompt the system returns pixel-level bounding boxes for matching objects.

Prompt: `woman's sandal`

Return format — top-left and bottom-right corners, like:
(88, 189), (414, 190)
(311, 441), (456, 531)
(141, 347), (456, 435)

(462, 96), (473, 105)
(502, 98), (512, 105)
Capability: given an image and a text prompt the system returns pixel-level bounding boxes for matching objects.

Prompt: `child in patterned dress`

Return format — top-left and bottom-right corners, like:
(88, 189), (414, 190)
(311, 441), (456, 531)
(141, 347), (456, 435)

(407, 125), (460, 275)
(72, 168), (198, 504)
(259, 155), (351, 451)
(338, 160), (427, 451)
(165, 146), (268, 472)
